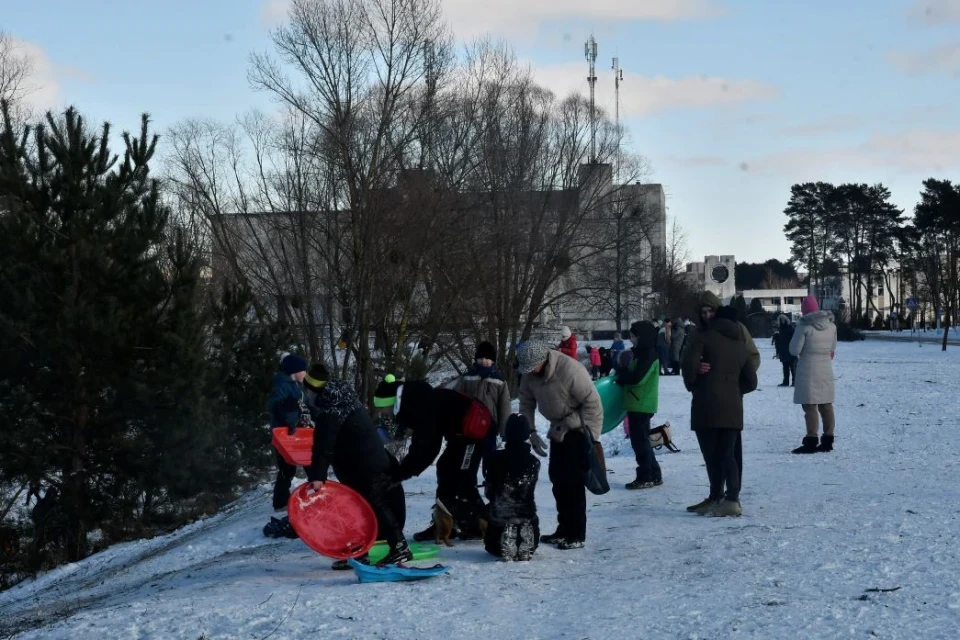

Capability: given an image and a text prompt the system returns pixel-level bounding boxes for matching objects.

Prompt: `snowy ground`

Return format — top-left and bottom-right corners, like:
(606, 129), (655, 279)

(3, 340), (960, 639)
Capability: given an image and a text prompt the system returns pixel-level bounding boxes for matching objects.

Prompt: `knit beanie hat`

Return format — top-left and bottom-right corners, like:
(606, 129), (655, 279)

(504, 414), (531, 443)
(303, 364), (329, 391)
(517, 340), (551, 374)
(474, 341), (497, 362)
(374, 374), (403, 408)
(560, 326), (572, 340)
(280, 352), (308, 375)
(801, 296), (820, 315)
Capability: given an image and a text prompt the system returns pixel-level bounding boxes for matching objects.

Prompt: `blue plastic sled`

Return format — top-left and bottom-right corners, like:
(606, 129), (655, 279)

(348, 558), (449, 583)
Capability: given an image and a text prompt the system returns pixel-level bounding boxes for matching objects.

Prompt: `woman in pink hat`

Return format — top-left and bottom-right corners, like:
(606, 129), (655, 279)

(788, 296), (837, 453)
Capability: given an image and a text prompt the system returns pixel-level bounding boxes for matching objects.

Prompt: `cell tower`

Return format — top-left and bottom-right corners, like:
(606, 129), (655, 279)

(612, 56), (623, 178)
(585, 35), (598, 164)
(612, 56), (623, 131)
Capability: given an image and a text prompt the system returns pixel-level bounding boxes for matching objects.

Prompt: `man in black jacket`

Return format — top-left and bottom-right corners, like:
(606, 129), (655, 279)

(304, 366), (411, 568)
(394, 379), (489, 542)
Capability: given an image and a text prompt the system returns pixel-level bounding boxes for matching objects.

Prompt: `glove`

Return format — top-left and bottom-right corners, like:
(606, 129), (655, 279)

(530, 432), (549, 457)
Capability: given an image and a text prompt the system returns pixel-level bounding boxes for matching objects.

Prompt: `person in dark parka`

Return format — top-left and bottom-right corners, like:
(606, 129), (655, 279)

(773, 314), (797, 387)
(681, 306), (758, 517)
(483, 414), (541, 562)
(303, 366), (411, 568)
(393, 380), (488, 542)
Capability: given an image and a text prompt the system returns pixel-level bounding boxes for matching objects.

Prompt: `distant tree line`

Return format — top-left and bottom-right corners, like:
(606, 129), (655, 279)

(782, 180), (960, 350)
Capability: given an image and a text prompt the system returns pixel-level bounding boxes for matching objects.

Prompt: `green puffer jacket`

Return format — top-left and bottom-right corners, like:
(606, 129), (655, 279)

(621, 359), (659, 414)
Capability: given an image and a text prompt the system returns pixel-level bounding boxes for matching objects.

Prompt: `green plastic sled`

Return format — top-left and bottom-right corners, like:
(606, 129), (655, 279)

(595, 376), (627, 434)
(367, 541), (441, 564)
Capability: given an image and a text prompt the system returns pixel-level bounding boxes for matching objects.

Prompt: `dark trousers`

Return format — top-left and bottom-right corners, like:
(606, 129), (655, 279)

(273, 450), (297, 510)
(627, 412), (662, 483)
(353, 475), (406, 549)
(695, 430), (741, 502)
(479, 428), (498, 481)
(436, 438), (486, 532)
(548, 430), (588, 542)
(781, 360), (797, 385)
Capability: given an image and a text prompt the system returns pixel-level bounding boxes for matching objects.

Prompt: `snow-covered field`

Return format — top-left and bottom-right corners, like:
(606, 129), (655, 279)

(3, 340), (960, 639)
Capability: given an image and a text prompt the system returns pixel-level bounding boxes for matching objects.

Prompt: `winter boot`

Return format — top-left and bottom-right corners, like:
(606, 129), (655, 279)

(817, 435), (834, 452)
(499, 524), (519, 561)
(706, 499), (743, 517)
(516, 522), (536, 562)
(331, 554), (368, 570)
(540, 531), (564, 545)
(378, 540), (414, 566)
(792, 437), (819, 454)
(626, 478), (663, 490)
(686, 497), (717, 514)
(262, 516), (298, 539)
(412, 523), (436, 542)
(557, 539), (584, 550)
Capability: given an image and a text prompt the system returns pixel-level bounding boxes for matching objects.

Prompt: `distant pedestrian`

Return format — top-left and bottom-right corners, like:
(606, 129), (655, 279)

(773, 315), (797, 387)
(789, 296), (837, 454)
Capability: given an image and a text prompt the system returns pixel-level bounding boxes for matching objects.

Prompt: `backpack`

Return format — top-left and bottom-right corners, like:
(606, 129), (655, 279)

(457, 391), (493, 440)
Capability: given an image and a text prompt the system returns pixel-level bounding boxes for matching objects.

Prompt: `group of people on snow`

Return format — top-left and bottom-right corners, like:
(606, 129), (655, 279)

(265, 291), (837, 567)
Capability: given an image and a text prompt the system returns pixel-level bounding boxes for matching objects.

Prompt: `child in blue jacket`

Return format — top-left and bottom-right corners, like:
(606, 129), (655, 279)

(266, 352), (312, 510)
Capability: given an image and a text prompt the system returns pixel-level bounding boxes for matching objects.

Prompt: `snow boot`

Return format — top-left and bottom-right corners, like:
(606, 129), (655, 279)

(412, 523), (436, 543)
(263, 516), (298, 539)
(817, 435), (834, 452)
(686, 497), (717, 514)
(706, 499), (743, 517)
(516, 522), (536, 561)
(540, 531), (564, 545)
(792, 437), (819, 454)
(499, 524), (519, 561)
(332, 554), (368, 570)
(557, 539), (584, 551)
(625, 478), (663, 490)
(377, 540), (414, 566)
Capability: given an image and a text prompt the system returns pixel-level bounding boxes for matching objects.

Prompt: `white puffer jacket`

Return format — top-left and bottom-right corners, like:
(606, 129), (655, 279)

(789, 311), (837, 405)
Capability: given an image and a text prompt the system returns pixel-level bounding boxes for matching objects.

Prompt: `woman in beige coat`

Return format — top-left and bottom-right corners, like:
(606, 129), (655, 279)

(518, 341), (603, 551)
(789, 296), (837, 453)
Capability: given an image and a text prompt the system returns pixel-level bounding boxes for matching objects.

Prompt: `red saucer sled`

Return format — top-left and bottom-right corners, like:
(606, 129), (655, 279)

(271, 427), (314, 467)
(287, 482), (378, 560)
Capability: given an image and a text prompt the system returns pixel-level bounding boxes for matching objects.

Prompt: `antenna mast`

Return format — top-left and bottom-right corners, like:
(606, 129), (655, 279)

(612, 56), (623, 178)
(585, 35), (598, 164)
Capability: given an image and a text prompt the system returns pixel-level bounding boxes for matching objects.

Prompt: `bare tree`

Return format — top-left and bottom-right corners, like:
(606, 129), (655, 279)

(649, 215), (696, 319)
(0, 31), (35, 118)
(245, 0), (455, 395)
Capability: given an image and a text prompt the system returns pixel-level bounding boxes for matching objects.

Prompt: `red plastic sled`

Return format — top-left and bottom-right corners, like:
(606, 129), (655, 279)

(287, 482), (378, 560)
(271, 427), (314, 467)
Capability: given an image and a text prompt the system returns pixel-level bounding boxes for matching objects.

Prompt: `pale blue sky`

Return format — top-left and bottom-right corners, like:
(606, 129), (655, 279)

(3, 0), (960, 262)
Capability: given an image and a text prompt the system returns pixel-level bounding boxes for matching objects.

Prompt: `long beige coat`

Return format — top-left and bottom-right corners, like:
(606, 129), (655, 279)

(519, 350), (603, 441)
(789, 311), (837, 405)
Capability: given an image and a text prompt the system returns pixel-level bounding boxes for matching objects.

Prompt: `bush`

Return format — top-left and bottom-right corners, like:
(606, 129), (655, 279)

(837, 321), (865, 342)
